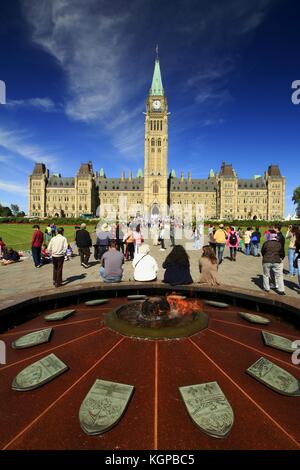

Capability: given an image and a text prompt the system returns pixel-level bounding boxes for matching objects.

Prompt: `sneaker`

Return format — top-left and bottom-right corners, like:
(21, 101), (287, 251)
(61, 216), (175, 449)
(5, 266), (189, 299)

(160, 248), (166, 251)
(82, 263), (89, 268)
(263, 289), (270, 293)
(277, 291), (286, 296)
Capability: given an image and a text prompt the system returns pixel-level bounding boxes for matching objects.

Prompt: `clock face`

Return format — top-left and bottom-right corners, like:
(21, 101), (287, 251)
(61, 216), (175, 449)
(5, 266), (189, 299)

(152, 100), (161, 111)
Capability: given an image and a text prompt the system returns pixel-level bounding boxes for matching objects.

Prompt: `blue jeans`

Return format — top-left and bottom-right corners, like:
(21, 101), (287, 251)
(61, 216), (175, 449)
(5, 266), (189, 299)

(252, 243), (260, 256)
(216, 243), (225, 264)
(245, 243), (250, 255)
(99, 266), (122, 283)
(288, 248), (297, 275)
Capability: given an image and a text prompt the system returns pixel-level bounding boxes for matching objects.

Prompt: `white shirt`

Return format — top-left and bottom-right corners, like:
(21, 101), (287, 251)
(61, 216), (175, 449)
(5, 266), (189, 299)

(132, 254), (158, 281)
(47, 234), (68, 257)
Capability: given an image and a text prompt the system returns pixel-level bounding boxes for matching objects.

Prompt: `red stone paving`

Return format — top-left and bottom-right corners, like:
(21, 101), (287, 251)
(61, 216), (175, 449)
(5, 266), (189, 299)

(0, 297), (300, 450)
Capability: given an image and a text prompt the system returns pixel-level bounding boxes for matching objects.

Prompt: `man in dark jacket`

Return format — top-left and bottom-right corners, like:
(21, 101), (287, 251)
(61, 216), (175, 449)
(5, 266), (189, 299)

(261, 230), (285, 295)
(75, 223), (92, 268)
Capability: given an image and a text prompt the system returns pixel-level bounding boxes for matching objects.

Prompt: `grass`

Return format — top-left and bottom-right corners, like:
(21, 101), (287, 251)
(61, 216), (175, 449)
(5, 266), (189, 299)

(0, 224), (290, 252)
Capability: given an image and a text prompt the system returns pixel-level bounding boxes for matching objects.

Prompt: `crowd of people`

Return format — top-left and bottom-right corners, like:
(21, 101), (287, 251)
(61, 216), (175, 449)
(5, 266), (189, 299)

(1, 221), (299, 295)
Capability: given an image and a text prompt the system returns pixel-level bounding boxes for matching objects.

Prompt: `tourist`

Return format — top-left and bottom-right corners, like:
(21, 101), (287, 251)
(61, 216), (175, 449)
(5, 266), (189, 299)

(152, 224), (160, 246)
(274, 224), (285, 255)
(116, 223), (124, 254)
(261, 230), (285, 295)
(208, 225), (216, 254)
(170, 220), (175, 247)
(133, 224), (144, 255)
(159, 223), (166, 251)
(47, 227), (68, 288)
(251, 227), (261, 257)
(213, 224), (227, 264)
(65, 244), (73, 261)
(90, 225), (99, 260)
(226, 227), (239, 261)
(96, 222), (113, 260)
(0, 237), (6, 258)
(75, 223), (92, 268)
(237, 227), (244, 252)
(99, 240), (124, 283)
(162, 245), (193, 285)
(132, 244), (158, 282)
(199, 245), (220, 286)
(45, 225), (52, 243)
(31, 224), (44, 268)
(41, 243), (51, 264)
(50, 223), (56, 237)
(286, 225), (299, 276)
(1, 247), (20, 265)
(244, 227), (253, 255)
(294, 231), (300, 293)
(123, 224), (135, 260)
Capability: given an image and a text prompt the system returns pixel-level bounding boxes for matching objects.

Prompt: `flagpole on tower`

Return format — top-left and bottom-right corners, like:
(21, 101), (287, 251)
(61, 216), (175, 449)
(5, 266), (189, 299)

(156, 44), (159, 60)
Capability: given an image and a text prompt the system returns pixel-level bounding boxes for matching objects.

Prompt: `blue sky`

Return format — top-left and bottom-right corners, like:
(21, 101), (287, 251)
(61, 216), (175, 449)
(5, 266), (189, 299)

(0, 0), (299, 216)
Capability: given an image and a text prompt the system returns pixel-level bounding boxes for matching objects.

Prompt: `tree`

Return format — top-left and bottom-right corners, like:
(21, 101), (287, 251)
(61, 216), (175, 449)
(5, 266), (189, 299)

(17, 211), (25, 217)
(0, 205), (12, 216)
(292, 186), (300, 216)
(10, 204), (20, 216)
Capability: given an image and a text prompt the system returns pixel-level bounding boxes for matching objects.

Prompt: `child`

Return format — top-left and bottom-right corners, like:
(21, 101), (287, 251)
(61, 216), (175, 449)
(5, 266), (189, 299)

(65, 244), (73, 261)
(41, 243), (51, 264)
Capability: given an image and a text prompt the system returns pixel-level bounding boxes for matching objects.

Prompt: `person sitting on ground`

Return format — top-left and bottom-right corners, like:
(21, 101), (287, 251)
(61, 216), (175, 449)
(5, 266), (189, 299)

(41, 243), (52, 264)
(65, 244), (73, 261)
(226, 227), (239, 261)
(99, 240), (124, 283)
(162, 245), (193, 286)
(0, 237), (6, 258)
(132, 243), (158, 282)
(199, 245), (220, 286)
(1, 247), (20, 265)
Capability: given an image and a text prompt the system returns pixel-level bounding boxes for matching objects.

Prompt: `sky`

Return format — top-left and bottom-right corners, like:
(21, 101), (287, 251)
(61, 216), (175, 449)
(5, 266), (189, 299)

(0, 0), (299, 216)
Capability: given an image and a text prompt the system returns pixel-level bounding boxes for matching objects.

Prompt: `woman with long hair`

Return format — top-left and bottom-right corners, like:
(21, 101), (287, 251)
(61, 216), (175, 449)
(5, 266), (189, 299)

(199, 245), (220, 286)
(162, 245), (193, 285)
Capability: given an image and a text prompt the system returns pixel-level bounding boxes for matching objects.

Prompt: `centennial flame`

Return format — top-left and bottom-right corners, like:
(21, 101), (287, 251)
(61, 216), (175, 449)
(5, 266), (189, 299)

(166, 294), (199, 318)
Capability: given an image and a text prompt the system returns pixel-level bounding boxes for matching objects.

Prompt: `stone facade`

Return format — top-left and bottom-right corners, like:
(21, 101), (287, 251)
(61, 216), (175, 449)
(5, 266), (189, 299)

(28, 55), (285, 221)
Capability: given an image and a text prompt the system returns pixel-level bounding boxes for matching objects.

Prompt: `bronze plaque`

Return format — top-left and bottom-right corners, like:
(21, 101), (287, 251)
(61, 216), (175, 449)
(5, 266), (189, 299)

(127, 295), (148, 300)
(262, 331), (297, 354)
(12, 328), (53, 349)
(179, 381), (234, 438)
(246, 357), (300, 396)
(79, 379), (134, 435)
(204, 300), (229, 308)
(239, 312), (270, 324)
(44, 309), (75, 321)
(12, 353), (68, 391)
(85, 299), (109, 306)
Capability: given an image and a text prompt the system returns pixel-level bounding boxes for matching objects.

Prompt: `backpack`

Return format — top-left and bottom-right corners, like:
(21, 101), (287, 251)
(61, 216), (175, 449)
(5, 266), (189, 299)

(229, 233), (237, 245)
(251, 234), (258, 243)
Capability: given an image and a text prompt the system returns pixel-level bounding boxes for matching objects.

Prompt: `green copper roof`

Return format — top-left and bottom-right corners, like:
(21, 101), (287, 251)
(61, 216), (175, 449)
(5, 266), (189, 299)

(137, 168), (143, 178)
(150, 59), (164, 96)
(99, 168), (105, 177)
(209, 168), (215, 178)
(170, 169), (176, 178)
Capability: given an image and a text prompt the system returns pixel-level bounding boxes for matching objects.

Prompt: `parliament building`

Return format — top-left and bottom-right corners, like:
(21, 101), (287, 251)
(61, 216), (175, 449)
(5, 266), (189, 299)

(28, 53), (285, 221)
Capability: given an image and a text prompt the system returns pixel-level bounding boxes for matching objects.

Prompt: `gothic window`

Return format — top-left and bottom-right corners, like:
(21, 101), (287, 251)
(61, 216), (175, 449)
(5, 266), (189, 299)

(157, 120), (159, 130)
(151, 138), (155, 146)
(157, 138), (161, 146)
(153, 182), (159, 194)
(154, 121), (156, 131)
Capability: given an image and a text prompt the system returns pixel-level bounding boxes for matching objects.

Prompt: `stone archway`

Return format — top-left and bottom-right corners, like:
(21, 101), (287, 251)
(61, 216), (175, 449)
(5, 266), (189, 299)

(151, 204), (160, 216)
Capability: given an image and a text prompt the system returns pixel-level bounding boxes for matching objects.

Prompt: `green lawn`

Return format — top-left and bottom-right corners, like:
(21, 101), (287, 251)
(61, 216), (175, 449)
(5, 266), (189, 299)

(0, 223), (290, 252)
(0, 224), (95, 251)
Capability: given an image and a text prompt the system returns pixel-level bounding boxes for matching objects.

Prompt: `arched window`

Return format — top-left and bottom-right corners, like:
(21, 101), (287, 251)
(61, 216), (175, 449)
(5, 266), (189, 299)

(160, 120), (162, 131)
(157, 138), (161, 146)
(157, 120), (159, 130)
(153, 182), (159, 194)
(154, 121), (156, 131)
(151, 138), (155, 146)
(150, 120), (152, 131)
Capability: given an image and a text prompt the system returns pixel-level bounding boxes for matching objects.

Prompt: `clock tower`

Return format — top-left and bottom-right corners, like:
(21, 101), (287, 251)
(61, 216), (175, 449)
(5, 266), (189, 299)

(144, 48), (169, 217)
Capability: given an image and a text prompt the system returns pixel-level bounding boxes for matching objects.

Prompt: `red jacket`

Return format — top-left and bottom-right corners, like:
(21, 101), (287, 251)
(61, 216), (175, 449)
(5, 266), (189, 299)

(32, 230), (44, 248)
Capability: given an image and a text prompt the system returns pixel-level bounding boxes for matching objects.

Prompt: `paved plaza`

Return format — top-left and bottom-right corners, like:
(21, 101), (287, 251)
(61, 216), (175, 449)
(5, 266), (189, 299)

(0, 239), (299, 305)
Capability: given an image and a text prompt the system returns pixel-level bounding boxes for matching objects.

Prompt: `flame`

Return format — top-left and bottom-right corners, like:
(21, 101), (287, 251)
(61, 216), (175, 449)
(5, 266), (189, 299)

(166, 294), (199, 318)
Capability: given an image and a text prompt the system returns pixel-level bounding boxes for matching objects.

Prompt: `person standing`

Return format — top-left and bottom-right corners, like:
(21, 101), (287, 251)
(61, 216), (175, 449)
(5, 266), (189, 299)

(295, 231), (300, 294)
(75, 223), (92, 268)
(123, 224), (135, 260)
(244, 227), (252, 255)
(133, 224), (144, 256)
(170, 220), (175, 247)
(286, 225), (299, 276)
(213, 224), (227, 264)
(251, 227), (261, 257)
(227, 227), (239, 261)
(47, 227), (68, 288)
(261, 230), (285, 295)
(31, 225), (44, 268)
(159, 223), (166, 251)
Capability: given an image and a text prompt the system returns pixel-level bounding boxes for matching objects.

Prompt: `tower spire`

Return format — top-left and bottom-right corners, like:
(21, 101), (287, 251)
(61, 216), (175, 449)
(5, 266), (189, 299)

(150, 46), (164, 96)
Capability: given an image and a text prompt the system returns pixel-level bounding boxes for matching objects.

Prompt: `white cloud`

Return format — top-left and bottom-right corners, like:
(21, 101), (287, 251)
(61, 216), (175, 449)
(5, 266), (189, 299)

(7, 97), (57, 111)
(0, 180), (27, 195)
(0, 127), (58, 165)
